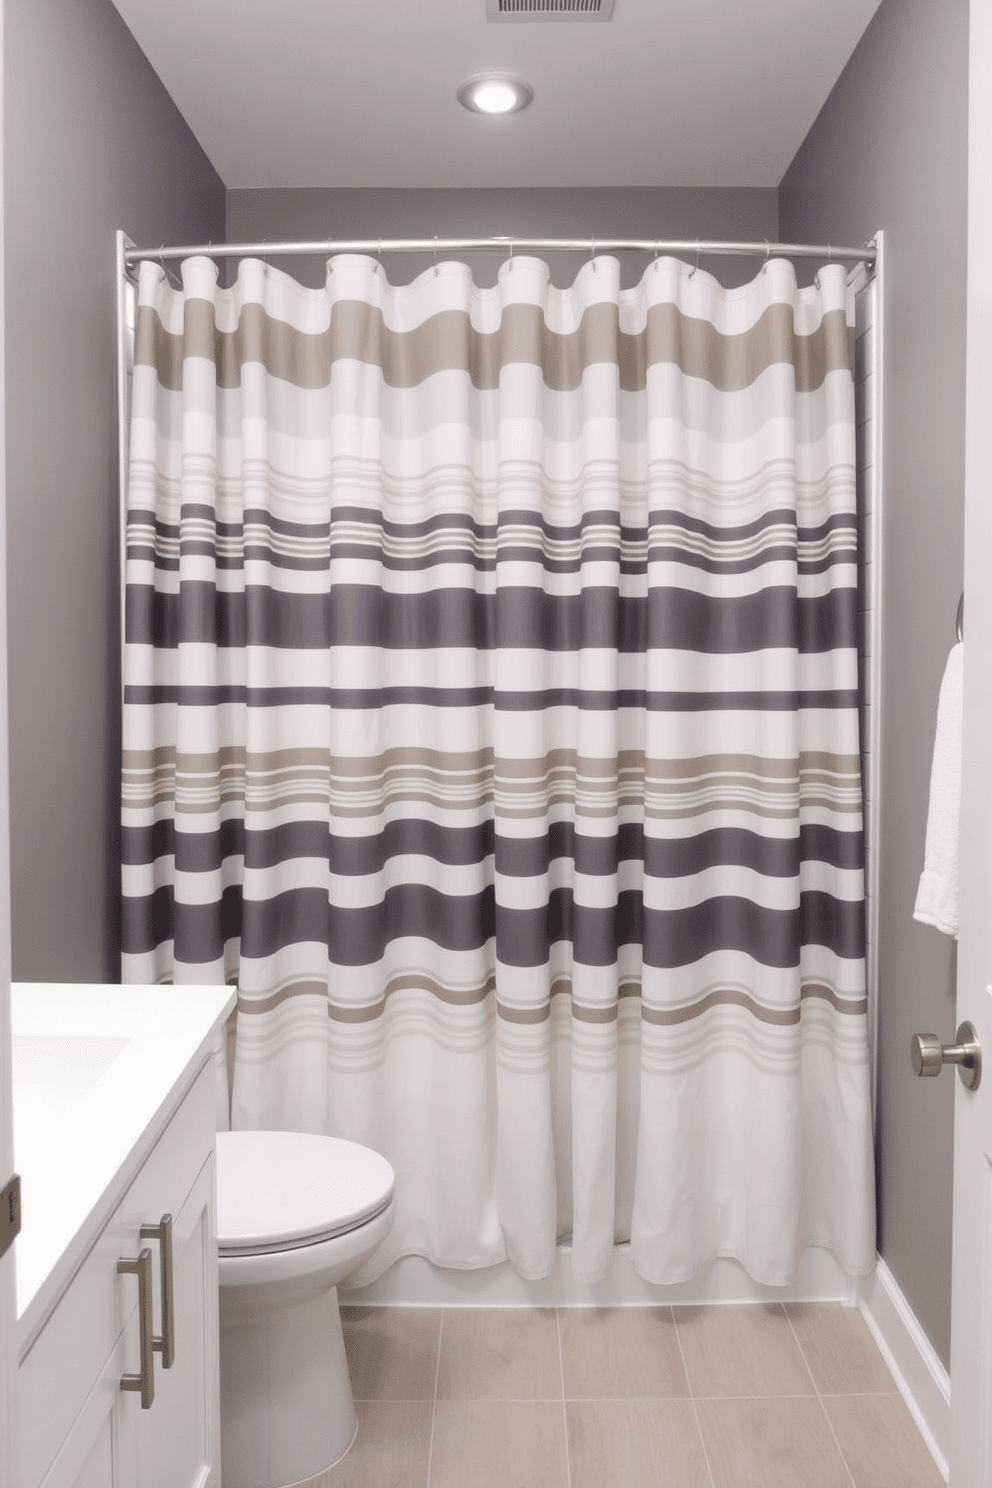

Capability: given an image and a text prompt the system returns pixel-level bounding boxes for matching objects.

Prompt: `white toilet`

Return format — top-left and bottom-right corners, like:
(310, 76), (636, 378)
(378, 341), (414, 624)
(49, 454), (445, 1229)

(215, 1130), (395, 1488)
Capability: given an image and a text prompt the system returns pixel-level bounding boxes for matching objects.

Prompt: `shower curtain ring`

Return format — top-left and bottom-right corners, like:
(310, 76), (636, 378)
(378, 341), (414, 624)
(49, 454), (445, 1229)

(591, 237), (597, 271)
(763, 239), (770, 273)
(158, 244), (179, 289)
(433, 236), (439, 277)
(689, 241), (700, 279)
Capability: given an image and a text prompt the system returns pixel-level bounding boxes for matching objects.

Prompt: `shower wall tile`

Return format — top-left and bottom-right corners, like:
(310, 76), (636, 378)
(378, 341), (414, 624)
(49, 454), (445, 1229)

(429, 1400), (569, 1488)
(435, 1308), (562, 1401)
(673, 1303), (815, 1398)
(565, 1399), (710, 1488)
(558, 1306), (689, 1400)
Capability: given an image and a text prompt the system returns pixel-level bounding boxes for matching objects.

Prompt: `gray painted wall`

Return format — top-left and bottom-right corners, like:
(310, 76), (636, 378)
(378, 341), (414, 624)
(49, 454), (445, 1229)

(4, 0), (225, 982)
(225, 186), (778, 290)
(780, 0), (969, 1368)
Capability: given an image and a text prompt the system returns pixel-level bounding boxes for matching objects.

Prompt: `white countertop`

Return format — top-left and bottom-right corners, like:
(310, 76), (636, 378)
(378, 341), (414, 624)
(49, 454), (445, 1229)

(12, 982), (236, 1353)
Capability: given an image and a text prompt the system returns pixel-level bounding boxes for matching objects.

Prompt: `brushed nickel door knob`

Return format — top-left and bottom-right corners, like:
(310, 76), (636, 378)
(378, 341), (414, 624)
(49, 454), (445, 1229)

(911, 1020), (982, 1090)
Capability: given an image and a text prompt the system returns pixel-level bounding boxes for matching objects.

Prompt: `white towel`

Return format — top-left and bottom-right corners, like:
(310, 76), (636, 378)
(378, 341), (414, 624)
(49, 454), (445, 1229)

(914, 641), (963, 938)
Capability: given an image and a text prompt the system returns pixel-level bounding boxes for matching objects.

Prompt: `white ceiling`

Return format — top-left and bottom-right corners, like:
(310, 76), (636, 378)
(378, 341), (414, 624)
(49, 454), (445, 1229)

(109, 0), (884, 191)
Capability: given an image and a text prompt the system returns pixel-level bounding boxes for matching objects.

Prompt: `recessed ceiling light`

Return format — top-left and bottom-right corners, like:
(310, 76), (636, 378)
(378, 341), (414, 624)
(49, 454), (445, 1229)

(457, 75), (533, 115)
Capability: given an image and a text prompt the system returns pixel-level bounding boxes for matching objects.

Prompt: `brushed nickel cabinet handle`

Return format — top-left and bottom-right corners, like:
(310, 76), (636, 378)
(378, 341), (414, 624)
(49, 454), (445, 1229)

(118, 1247), (155, 1408)
(141, 1213), (175, 1368)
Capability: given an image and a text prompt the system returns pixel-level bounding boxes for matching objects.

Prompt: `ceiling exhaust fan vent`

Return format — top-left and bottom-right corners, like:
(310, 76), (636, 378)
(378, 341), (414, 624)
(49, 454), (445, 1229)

(486, 0), (616, 20)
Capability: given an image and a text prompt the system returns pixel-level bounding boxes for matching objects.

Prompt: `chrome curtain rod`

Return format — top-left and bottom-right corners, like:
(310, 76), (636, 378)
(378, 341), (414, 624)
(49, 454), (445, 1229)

(123, 235), (877, 269)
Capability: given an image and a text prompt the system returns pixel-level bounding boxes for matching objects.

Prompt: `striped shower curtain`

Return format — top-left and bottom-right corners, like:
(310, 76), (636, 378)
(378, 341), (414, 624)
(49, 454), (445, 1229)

(122, 251), (875, 1285)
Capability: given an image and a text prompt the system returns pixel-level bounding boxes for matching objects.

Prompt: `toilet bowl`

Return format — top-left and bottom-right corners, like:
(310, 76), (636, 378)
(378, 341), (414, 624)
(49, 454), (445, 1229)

(216, 1130), (395, 1488)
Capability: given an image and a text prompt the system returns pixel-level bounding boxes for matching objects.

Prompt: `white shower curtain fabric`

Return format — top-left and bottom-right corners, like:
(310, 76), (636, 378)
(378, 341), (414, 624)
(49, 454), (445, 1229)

(121, 251), (876, 1286)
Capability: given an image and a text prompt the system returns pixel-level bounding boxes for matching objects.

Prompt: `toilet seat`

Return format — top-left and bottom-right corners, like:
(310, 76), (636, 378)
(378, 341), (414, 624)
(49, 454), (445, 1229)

(216, 1130), (395, 1256)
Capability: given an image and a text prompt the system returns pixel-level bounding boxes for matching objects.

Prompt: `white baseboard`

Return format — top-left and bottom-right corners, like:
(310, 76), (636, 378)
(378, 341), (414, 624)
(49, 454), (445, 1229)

(859, 1256), (950, 1481)
(342, 1242), (857, 1308)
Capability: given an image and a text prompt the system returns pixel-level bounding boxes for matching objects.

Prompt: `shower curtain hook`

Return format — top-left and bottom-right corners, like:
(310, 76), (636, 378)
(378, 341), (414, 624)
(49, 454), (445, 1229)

(433, 236), (439, 277)
(508, 237), (514, 272)
(688, 241), (700, 279)
(763, 239), (770, 273)
(653, 240), (660, 270)
(591, 237), (597, 272)
(158, 244), (179, 290)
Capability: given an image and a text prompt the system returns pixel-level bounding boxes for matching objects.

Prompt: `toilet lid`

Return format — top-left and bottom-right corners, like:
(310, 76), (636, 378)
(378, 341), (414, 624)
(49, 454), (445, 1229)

(216, 1130), (395, 1255)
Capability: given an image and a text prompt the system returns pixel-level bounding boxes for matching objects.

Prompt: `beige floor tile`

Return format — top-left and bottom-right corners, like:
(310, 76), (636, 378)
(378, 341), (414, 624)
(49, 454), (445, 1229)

(342, 1307), (442, 1400)
(785, 1303), (897, 1395)
(824, 1393), (945, 1488)
(566, 1399), (711, 1488)
(429, 1399), (569, 1488)
(559, 1307), (689, 1399)
(315, 1400), (432, 1488)
(674, 1303), (815, 1398)
(696, 1397), (852, 1488)
(435, 1308), (563, 1400)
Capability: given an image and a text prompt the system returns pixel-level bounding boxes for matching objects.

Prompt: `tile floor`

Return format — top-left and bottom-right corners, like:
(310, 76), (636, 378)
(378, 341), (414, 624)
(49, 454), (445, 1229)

(308, 1302), (944, 1488)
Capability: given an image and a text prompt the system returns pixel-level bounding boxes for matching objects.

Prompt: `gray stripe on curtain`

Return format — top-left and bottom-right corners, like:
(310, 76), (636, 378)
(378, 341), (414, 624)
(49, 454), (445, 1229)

(126, 585), (859, 651)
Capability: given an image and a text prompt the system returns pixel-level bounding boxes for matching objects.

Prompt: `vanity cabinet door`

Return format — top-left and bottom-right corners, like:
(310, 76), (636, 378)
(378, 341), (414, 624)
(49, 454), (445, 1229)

(21, 1059), (221, 1488)
(37, 1328), (136, 1488)
(19, 1219), (136, 1488)
(132, 1155), (220, 1488)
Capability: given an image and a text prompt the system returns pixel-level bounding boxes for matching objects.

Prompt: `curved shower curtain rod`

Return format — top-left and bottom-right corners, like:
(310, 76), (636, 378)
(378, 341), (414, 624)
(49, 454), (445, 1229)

(122, 234), (877, 271)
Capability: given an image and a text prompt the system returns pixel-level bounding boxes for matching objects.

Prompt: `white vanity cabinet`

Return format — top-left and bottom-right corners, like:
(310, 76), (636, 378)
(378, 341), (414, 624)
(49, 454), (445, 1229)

(12, 984), (235, 1488)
